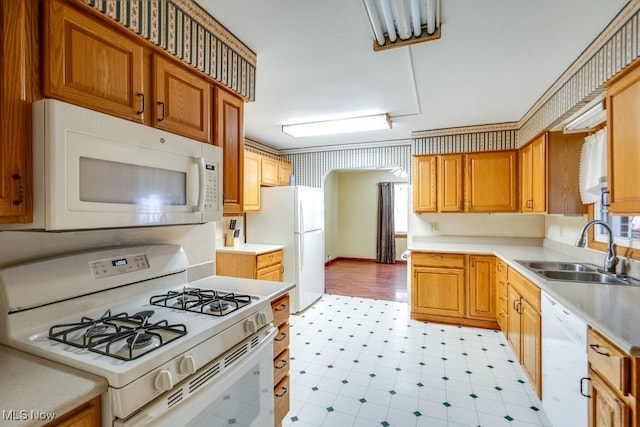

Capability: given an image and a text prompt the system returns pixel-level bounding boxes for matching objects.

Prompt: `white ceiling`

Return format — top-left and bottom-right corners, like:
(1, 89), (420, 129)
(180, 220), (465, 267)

(198, 0), (629, 151)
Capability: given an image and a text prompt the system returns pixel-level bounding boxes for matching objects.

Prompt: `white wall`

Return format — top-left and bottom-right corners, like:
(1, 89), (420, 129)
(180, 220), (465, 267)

(544, 214), (588, 245)
(324, 169), (408, 261)
(410, 212), (546, 239)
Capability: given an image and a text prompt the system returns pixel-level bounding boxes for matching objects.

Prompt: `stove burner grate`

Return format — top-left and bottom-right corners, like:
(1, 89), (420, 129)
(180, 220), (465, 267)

(48, 310), (187, 361)
(150, 287), (252, 316)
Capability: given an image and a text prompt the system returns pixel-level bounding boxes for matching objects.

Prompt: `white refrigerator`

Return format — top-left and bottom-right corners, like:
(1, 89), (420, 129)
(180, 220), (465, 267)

(246, 186), (324, 313)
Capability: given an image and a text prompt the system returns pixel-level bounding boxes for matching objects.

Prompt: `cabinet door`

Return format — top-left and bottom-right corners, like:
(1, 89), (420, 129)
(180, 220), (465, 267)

(243, 151), (261, 212)
(0, 0), (37, 223)
(261, 157), (278, 186)
(257, 263), (282, 281)
(154, 55), (211, 143)
(214, 87), (245, 216)
(468, 255), (495, 319)
(521, 299), (541, 397)
(520, 143), (533, 212)
(413, 156), (437, 212)
(506, 286), (522, 359)
(607, 63), (640, 214)
(530, 135), (547, 212)
(465, 151), (518, 212)
(45, 0), (146, 123)
(278, 162), (292, 186)
(589, 371), (629, 427)
(439, 154), (464, 212)
(413, 267), (465, 317)
(495, 260), (508, 331)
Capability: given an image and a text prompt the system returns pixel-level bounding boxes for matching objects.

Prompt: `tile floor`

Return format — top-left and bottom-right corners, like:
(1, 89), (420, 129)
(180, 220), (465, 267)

(282, 294), (552, 427)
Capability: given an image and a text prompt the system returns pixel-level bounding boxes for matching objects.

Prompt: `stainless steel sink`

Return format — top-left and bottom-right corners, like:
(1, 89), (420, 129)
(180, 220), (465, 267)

(517, 261), (597, 272)
(516, 260), (639, 286)
(537, 270), (628, 284)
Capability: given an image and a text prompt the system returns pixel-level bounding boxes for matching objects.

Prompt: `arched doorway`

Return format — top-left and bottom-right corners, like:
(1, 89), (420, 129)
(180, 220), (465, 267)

(322, 168), (409, 302)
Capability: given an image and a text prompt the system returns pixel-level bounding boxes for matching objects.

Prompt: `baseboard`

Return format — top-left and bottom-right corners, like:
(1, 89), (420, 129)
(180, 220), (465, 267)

(325, 257), (407, 265)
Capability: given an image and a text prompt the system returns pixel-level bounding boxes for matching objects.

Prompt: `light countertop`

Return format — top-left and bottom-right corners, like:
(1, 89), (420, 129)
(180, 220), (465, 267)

(216, 243), (284, 255)
(408, 236), (640, 356)
(0, 345), (107, 426)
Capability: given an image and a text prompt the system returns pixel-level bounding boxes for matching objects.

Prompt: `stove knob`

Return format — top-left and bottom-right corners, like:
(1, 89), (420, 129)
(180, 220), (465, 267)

(154, 370), (173, 392)
(245, 318), (257, 334)
(257, 312), (269, 327)
(180, 355), (197, 375)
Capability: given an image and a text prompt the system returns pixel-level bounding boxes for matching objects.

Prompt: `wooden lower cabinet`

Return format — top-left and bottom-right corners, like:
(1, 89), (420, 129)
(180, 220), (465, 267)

(216, 249), (283, 281)
(44, 396), (101, 427)
(587, 327), (635, 427)
(506, 268), (541, 398)
(590, 371), (629, 427)
(495, 259), (508, 331)
(410, 252), (497, 328)
(272, 293), (291, 427)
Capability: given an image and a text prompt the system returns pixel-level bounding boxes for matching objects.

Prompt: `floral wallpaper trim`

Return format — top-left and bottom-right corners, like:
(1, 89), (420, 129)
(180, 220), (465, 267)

(80, 0), (256, 101)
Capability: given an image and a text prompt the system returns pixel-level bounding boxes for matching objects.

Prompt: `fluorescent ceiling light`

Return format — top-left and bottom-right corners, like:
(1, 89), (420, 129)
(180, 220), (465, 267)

(564, 102), (605, 133)
(282, 114), (392, 138)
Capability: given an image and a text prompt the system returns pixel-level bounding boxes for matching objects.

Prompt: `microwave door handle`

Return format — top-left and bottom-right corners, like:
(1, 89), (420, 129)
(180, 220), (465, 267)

(195, 157), (206, 213)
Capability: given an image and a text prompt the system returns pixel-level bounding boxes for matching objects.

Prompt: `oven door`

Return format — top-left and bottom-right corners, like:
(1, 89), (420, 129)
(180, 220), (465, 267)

(115, 326), (277, 427)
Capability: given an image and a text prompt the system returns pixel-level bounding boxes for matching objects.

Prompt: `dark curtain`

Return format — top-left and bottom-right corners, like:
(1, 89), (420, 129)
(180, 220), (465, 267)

(376, 182), (396, 264)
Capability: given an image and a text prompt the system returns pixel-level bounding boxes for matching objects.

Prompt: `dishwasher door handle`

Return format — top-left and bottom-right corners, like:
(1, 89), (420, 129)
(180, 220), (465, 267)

(580, 377), (592, 398)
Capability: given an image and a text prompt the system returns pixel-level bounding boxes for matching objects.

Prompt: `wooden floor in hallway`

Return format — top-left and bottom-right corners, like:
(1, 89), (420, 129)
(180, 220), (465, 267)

(324, 258), (408, 303)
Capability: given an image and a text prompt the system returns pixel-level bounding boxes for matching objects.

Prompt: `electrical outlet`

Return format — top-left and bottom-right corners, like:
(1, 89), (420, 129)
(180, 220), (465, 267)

(430, 222), (439, 231)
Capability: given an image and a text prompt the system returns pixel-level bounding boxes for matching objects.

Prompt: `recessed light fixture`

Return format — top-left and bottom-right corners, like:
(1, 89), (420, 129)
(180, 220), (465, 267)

(282, 113), (392, 138)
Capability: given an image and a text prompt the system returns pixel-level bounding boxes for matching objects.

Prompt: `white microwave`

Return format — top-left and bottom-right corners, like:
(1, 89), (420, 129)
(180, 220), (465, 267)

(2, 99), (222, 231)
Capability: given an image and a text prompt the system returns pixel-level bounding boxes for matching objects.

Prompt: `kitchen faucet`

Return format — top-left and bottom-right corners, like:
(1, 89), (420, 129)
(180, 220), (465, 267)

(575, 220), (619, 273)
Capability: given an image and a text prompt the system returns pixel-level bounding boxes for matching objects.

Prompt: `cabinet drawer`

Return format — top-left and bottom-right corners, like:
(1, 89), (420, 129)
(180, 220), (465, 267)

(588, 328), (630, 395)
(272, 293), (290, 326)
(274, 375), (290, 426)
(257, 250), (283, 269)
(273, 322), (289, 358)
(412, 252), (465, 268)
(507, 269), (540, 311)
(274, 348), (290, 386)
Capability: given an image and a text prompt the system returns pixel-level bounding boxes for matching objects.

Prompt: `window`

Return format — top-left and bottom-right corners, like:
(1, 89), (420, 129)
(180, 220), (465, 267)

(394, 183), (408, 234)
(593, 187), (640, 249)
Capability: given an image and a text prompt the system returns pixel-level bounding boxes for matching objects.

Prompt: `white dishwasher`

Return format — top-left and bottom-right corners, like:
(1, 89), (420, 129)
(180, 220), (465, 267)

(541, 291), (589, 427)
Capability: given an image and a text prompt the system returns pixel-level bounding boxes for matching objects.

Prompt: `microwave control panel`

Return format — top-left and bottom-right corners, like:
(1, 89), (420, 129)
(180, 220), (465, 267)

(90, 254), (150, 278)
(204, 161), (220, 211)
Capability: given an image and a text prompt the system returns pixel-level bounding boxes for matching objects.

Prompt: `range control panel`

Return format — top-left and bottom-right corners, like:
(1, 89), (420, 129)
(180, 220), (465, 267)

(203, 161), (219, 211)
(90, 254), (149, 278)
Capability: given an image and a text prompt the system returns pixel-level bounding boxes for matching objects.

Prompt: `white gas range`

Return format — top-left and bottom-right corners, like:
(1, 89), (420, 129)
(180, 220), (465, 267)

(0, 244), (294, 426)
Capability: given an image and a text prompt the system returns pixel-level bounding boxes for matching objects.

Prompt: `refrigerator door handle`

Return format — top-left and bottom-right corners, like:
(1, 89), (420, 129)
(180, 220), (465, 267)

(300, 203), (304, 233)
(300, 233), (304, 268)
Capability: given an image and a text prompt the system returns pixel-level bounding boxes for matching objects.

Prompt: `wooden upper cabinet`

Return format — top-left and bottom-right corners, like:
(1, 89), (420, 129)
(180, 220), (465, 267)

(153, 56), (211, 143)
(520, 132), (585, 215)
(214, 87), (245, 216)
(44, 0), (146, 123)
(606, 61), (640, 215)
(278, 162), (292, 186)
(413, 155), (437, 213)
(0, 0), (38, 223)
(261, 157), (279, 186)
(438, 154), (464, 212)
(244, 150), (261, 212)
(465, 151), (518, 212)
(520, 135), (543, 212)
